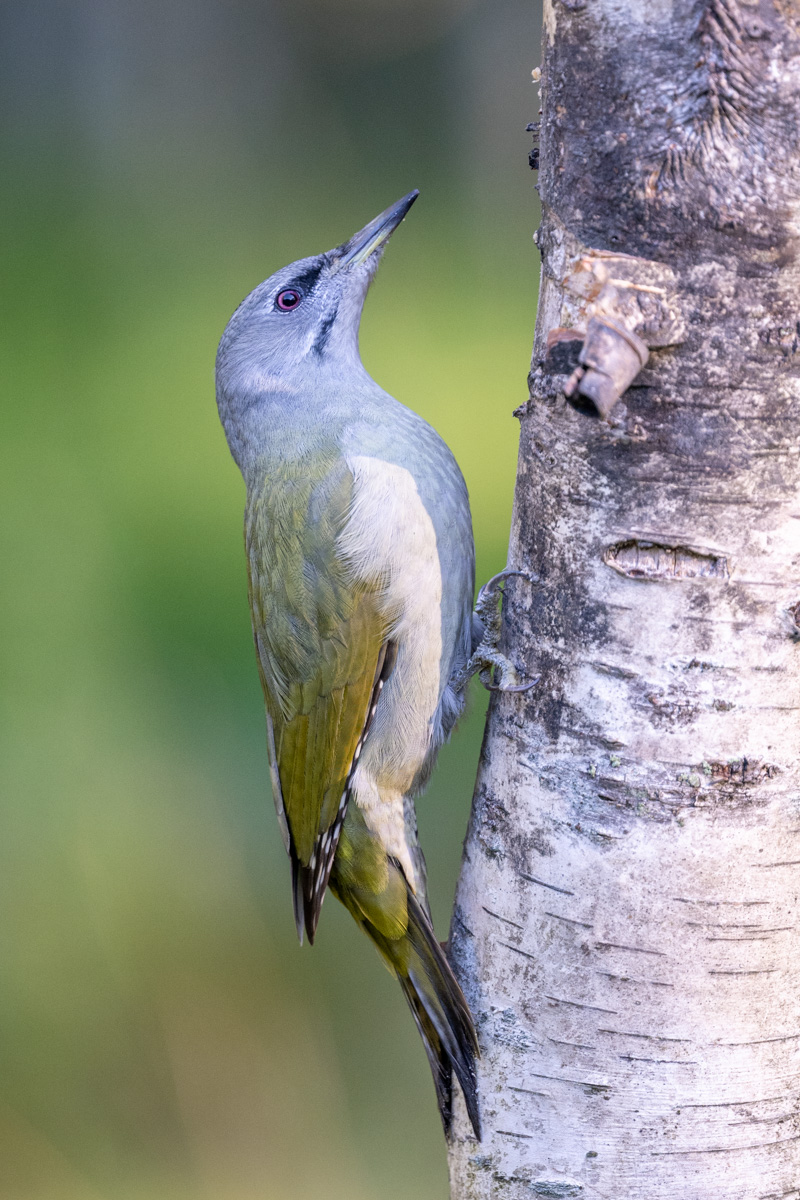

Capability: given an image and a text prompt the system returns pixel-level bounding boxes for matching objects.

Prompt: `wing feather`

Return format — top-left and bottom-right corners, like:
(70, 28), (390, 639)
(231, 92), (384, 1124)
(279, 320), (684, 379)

(246, 453), (389, 941)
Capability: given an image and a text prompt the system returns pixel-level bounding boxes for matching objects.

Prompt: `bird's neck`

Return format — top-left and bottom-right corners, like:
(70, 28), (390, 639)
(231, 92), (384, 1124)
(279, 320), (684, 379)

(220, 376), (371, 489)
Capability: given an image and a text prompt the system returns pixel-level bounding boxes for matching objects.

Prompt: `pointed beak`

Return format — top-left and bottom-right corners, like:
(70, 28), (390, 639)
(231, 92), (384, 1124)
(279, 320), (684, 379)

(331, 190), (419, 273)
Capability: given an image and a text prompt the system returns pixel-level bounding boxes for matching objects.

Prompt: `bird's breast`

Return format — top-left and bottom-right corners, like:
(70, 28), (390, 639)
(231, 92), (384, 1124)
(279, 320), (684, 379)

(338, 454), (443, 676)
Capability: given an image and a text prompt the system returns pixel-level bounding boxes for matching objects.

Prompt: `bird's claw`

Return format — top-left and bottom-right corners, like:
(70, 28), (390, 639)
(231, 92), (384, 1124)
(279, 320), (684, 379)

(474, 648), (538, 693)
(456, 568), (538, 694)
(474, 568), (537, 624)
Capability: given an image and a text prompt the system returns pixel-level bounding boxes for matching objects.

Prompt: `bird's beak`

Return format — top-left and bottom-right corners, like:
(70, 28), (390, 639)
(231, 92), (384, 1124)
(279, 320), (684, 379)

(331, 190), (419, 273)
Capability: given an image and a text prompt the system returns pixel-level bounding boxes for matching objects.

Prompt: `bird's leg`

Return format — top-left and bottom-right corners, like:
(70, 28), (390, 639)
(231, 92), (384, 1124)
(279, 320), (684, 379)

(456, 569), (538, 694)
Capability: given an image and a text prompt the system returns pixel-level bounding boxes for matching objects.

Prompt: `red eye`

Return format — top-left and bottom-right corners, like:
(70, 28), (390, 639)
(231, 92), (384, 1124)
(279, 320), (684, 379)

(276, 288), (302, 311)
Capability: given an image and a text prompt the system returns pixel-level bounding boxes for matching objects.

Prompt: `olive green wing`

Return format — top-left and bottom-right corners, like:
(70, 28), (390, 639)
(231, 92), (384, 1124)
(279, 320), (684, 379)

(245, 453), (391, 943)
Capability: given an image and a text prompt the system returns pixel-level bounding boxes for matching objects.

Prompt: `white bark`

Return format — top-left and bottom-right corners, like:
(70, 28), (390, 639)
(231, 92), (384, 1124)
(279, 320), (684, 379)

(448, 1), (800, 1196)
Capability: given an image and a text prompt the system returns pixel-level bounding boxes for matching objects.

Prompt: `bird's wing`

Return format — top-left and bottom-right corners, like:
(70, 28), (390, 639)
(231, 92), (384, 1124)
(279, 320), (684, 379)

(245, 453), (391, 942)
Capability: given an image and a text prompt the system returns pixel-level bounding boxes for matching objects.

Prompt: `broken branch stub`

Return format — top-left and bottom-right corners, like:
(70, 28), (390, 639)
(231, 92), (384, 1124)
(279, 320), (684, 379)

(538, 215), (686, 418)
(564, 315), (649, 419)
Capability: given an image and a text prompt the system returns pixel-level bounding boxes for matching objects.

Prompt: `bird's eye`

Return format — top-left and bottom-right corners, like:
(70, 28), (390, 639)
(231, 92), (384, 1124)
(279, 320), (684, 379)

(276, 288), (302, 311)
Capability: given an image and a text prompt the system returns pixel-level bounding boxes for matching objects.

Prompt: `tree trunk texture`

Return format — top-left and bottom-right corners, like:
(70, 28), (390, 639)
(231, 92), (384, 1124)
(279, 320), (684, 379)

(447, 3), (800, 1198)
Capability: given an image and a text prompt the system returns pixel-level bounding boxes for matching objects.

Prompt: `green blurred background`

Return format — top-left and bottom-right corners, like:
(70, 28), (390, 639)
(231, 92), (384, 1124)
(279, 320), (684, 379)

(0, 2), (541, 1196)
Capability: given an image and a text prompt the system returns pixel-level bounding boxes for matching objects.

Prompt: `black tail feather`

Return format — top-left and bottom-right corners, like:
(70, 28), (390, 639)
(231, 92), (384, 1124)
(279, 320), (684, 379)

(291, 856), (307, 944)
(399, 888), (481, 1139)
(404, 985), (454, 1134)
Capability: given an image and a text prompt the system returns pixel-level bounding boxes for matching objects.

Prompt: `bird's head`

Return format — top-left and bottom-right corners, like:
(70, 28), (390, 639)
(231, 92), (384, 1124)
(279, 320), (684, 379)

(216, 191), (418, 444)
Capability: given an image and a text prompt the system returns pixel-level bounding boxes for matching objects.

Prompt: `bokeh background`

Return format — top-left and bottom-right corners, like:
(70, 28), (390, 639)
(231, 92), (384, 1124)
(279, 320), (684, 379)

(0, 2), (542, 1196)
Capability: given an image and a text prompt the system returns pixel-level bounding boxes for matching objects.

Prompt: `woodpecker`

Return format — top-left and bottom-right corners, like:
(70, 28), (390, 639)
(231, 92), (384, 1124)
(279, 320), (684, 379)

(216, 191), (528, 1138)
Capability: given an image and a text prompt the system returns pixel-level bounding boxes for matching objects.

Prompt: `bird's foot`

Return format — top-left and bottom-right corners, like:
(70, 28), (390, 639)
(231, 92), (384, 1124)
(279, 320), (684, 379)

(457, 569), (538, 694)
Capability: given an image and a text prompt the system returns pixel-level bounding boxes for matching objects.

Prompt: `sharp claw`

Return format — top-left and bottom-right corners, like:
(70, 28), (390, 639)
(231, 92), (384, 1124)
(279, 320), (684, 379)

(485, 675), (540, 694)
(478, 568), (538, 598)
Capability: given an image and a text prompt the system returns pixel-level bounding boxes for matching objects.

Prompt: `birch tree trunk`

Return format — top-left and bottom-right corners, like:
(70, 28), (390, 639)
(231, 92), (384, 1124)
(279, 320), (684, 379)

(447, 3), (800, 1197)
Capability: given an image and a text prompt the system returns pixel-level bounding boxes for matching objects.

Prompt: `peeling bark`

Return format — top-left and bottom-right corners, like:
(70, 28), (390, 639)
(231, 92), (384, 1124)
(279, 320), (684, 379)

(448, 1), (800, 1197)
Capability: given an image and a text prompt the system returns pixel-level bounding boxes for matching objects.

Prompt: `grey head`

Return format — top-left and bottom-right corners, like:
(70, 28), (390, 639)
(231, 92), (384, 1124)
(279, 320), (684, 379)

(216, 190), (418, 472)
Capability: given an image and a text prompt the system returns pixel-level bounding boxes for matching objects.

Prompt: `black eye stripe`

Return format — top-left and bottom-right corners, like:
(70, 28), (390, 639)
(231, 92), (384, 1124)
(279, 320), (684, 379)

(286, 263), (323, 294)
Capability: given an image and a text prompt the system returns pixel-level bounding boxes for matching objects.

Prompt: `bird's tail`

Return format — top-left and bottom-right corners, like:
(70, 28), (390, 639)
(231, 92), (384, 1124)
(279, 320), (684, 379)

(329, 806), (481, 1139)
(394, 886), (482, 1139)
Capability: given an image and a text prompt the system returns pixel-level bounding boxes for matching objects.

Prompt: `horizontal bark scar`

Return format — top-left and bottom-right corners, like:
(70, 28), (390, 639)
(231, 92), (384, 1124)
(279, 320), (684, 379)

(596, 972), (674, 989)
(652, 1132), (800, 1154)
(521, 1071), (612, 1095)
(482, 905), (523, 929)
(603, 539), (728, 581)
(705, 757), (780, 784)
(598, 1027), (690, 1043)
(595, 941), (666, 957)
(621, 1055), (698, 1065)
(545, 994), (618, 1015)
(520, 871), (575, 896)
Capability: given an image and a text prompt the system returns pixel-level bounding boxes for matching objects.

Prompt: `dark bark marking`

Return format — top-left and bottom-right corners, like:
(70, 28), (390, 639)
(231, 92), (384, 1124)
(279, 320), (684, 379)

(723, 1033), (800, 1046)
(548, 1038), (597, 1051)
(730, 1116), (796, 1126)
(596, 972), (674, 989)
(453, 911), (476, 937)
(527, 120), (541, 173)
(683, 1094), (800, 1109)
(709, 968), (778, 975)
(544, 911), (594, 930)
(500, 941), (537, 960)
(595, 941), (666, 957)
(621, 1056), (697, 1065)
(545, 995), (619, 1015)
(590, 660), (639, 680)
(684, 616), (750, 628)
(496, 1129), (534, 1139)
(520, 872), (575, 896)
(685, 921), (764, 928)
(482, 906), (523, 929)
(652, 1133), (800, 1155)
(524, 1071), (612, 1094)
(544, 328), (583, 377)
(706, 934), (775, 941)
(558, 726), (626, 750)
(599, 1028), (691, 1044)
